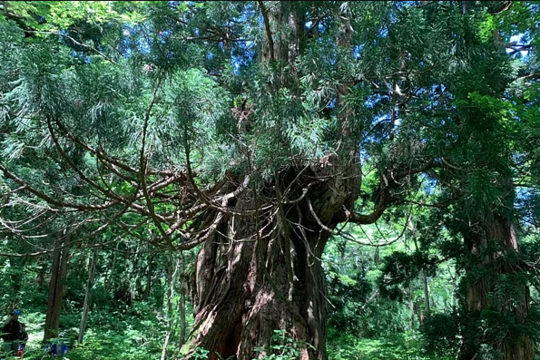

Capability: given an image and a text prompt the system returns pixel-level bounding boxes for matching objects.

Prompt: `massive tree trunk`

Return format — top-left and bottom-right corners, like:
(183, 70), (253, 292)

(181, 156), (360, 360)
(459, 213), (534, 360)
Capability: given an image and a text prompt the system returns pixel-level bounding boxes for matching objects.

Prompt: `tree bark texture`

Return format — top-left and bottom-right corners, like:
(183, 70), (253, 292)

(459, 213), (534, 360)
(181, 153), (360, 360)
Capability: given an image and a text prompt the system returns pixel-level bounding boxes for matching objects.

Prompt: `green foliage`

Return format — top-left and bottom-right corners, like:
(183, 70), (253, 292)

(191, 346), (210, 360)
(377, 250), (436, 301)
(253, 330), (303, 360)
(327, 331), (453, 360)
(420, 312), (461, 356)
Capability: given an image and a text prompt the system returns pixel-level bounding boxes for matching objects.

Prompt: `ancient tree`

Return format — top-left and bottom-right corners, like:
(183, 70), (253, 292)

(0, 1), (536, 359)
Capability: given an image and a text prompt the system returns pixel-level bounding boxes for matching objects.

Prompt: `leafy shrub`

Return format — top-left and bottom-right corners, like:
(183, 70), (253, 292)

(420, 312), (460, 356)
(253, 329), (303, 360)
(327, 331), (454, 360)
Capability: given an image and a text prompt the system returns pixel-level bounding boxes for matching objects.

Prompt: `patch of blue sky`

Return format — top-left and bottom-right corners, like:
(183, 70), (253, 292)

(364, 93), (389, 109)
(258, 13), (264, 32)
(507, 33), (531, 59)
(512, 152), (526, 165)
(394, 1), (416, 10)
(230, 40), (256, 75)
(354, 44), (365, 59)
(158, 30), (171, 44)
(358, 147), (370, 163)
(421, 174), (437, 196)
(121, 25), (135, 58)
(305, 19), (327, 34)
(327, 98), (336, 109)
(137, 38), (151, 54)
(233, 61), (240, 75)
(515, 186), (537, 225)
(168, 1), (181, 9)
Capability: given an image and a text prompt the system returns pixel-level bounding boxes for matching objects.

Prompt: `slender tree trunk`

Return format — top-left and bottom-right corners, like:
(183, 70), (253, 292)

(421, 269), (430, 320)
(179, 252), (186, 349)
(130, 245), (140, 302)
(408, 285), (415, 330)
(78, 248), (98, 344)
(44, 231), (70, 341)
(161, 331), (171, 360)
(162, 253), (181, 360)
(179, 291), (186, 348)
(413, 236), (430, 320)
(447, 262), (457, 311)
(104, 241), (120, 292)
(36, 261), (47, 288)
(143, 253), (155, 301)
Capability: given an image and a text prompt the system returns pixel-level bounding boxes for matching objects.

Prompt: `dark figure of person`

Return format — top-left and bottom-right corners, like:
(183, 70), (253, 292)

(47, 332), (68, 358)
(1, 310), (23, 357)
(16, 323), (28, 357)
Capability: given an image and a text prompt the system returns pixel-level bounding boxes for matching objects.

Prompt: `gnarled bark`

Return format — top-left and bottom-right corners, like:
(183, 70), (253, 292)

(181, 160), (360, 359)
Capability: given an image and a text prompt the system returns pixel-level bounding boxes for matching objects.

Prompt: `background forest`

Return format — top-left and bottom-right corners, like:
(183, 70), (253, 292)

(1, 1), (540, 360)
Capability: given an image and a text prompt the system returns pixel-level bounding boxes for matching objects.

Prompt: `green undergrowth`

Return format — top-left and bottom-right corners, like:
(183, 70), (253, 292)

(327, 331), (454, 360)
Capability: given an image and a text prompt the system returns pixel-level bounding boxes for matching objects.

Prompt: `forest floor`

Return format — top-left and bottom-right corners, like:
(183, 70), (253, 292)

(12, 311), (456, 360)
(327, 332), (453, 360)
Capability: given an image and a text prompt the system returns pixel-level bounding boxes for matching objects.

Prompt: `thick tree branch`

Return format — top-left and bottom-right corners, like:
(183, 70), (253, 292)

(349, 159), (434, 225)
(349, 186), (390, 225)
(490, 1), (512, 15)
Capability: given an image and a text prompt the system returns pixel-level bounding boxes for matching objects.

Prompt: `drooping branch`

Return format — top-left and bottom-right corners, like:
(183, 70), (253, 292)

(0, 163), (119, 211)
(51, 116), (176, 177)
(0, 205), (130, 257)
(46, 116), (130, 205)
